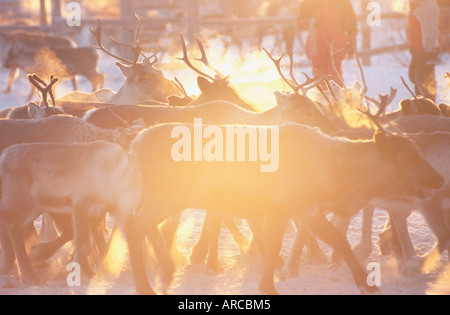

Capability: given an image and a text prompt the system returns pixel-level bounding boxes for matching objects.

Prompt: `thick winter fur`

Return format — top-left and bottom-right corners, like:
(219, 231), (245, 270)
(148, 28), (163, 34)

(0, 116), (140, 274)
(127, 123), (443, 295)
(0, 141), (142, 283)
(85, 96), (336, 133)
(84, 96), (336, 271)
(0, 30), (75, 93)
(7, 47), (104, 92)
(7, 102), (66, 120)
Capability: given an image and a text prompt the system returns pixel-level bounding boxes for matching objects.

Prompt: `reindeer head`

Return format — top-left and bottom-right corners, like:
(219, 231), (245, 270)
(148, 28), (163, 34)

(374, 130), (444, 199)
(90, 15), (178, 104)
(27, 74), (66, 119)
(359, 89), (445, 199)
(264, 49), (336, 133)
(176, 35), (256, 111)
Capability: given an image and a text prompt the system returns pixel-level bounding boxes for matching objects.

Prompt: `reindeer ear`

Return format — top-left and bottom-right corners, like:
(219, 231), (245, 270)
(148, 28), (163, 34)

(400, 99), (415, 115)
(274, 91), (291, 108)
(115, 62), (134, 78)
(374, 131), (395, 153)
(27, 102), (42, 119)
(197, 76), (213, 94)
(439, 103), (450, 116)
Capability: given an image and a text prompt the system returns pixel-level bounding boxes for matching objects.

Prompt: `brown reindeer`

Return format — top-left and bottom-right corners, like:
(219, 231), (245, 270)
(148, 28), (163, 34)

(0, 141), (142, 283)
(82, 15), (179, 104)
(0, 115), (143, 276)
(0, 30), (76, 94)
(126, 121), (444, 295)
(6, 74), (66, 119)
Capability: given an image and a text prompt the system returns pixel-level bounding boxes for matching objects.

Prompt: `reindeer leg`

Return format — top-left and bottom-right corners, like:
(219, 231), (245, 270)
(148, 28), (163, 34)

(8, 219), (38, 283)
(72, 76), (78, 92)
(159, 213), (185, 265)
(5, 68), (18, 94)
(148, 226), (175, 292)
(223, 218), (250, 255)
(303, 210), (380, 295)
(190, 214), (213, 265)
(283, 218), (308, 278)
(258, 215), (287, 295)
(125, 214), (157, 295)
(206, 214), (224, 274)
(330, 214), (351, 268)
(27, 88), (35, 102)
(389, 211), (418, 274)
(73, 200), (93, 278)
(30, 213), (73, 262)
(353, 205), (375, 261)
(0, 220), (15, 274)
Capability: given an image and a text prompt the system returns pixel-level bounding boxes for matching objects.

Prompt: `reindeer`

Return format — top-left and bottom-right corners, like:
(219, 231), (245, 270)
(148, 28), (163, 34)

(126, 120), (444, 295)
(6, 46), (105, 99)
(173, 35), (259, 111)
(0, 141), (142, 283)
(0, 115), (143, 275)
(0, 30), (76, 94)
(82, 50), (335, 273)
(60, 15), (179, 104)
(5, 74), (66, 119)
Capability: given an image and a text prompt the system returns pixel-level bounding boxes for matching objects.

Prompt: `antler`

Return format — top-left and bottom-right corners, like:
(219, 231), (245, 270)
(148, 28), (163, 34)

(194, 39), (225, 79)
(263, 49), (325, 95)
(28, 74), (59, 108)
(177, 35), (227, 81)
(171, 77), (189, 97)
(358, 88), (397, 130)
(90, 15), (142, 65)
(401, 76), (418, 100)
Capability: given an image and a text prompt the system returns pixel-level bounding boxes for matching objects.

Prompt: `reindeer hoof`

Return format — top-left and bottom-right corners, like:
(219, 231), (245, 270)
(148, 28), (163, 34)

(189, 246), (208, 265)
(207, 260), (225, 274)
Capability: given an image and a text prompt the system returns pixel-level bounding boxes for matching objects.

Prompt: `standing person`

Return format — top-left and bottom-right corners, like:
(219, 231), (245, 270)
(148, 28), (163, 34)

(296, 0), (357, 86)
(408, 0), (443, 102)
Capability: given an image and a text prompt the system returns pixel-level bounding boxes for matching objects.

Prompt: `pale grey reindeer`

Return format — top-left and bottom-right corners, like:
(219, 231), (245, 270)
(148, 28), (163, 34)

(61, 15), (179, 104)
(0, 30), (76, 94)
(0, 115), (143, 276)
(126, 120), (443, 295)
(6, 74), (66, 120)
(6, 46), (105, 100)
(82, 51), (335, 274)
(0, 140), (142, 283)
(368, 115), (450, 266)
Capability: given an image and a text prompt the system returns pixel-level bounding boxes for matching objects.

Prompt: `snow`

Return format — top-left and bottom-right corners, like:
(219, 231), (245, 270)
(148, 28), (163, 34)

(0, 31), (449, 295)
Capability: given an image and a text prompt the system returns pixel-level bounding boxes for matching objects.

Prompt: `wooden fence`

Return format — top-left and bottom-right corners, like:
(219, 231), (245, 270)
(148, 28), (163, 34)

(1, 0), (449, 64)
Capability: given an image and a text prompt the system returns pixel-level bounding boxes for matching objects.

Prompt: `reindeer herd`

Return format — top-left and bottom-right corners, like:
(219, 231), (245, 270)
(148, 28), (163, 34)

(0, 15), (449, 295)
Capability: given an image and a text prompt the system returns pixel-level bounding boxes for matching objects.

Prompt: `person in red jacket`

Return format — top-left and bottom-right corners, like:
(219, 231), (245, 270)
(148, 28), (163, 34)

(408, 0), (443, 102)
(297, 0), (357, 86)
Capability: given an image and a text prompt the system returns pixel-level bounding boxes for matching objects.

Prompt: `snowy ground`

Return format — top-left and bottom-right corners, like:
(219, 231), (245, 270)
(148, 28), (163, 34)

(0, 39), (449, 295)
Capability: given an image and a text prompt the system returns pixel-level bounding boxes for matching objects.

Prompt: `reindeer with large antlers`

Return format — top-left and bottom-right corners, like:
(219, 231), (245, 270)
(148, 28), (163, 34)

(175, 35), (260, 111)
(64, 14), (179, 104)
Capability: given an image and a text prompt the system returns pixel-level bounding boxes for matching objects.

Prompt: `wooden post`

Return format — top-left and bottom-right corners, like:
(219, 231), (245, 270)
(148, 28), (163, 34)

(121, 0), (133, 19)
(187, 0), (199, 41)
(40, 0), (47, 27)
(361, 0), (372, 66)
(120, 0), (136, 61)
(52, 0), (62, 23)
